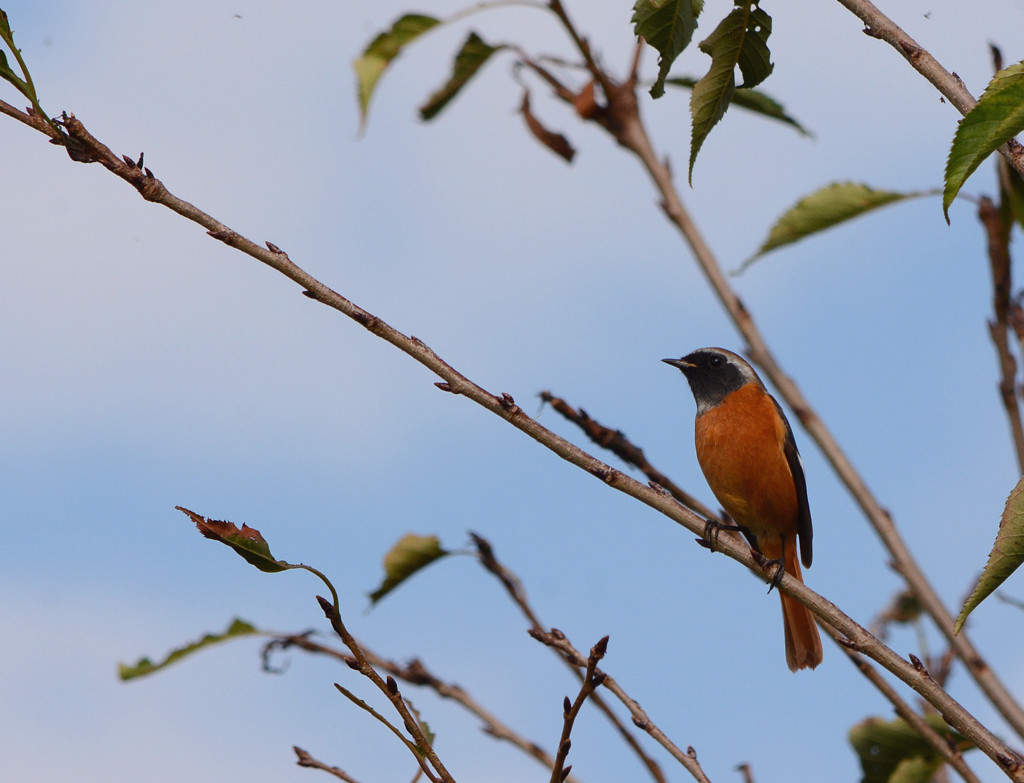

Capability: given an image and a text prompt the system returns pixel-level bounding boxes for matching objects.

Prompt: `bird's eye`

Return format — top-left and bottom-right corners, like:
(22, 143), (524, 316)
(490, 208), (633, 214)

(709, 354), (724, 367)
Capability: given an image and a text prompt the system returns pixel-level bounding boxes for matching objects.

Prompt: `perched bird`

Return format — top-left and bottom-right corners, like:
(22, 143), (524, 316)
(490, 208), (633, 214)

(663, 347), (823, 671)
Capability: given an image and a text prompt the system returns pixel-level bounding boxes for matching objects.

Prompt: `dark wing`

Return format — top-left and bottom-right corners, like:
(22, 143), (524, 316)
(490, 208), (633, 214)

(773, 398), (813, 568)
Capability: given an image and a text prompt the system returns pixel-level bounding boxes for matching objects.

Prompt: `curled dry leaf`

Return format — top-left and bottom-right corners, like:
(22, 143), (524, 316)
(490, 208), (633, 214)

(176, 505), (289, 573)
(520, 91), (575, 163)
(574, 81), (601, 120)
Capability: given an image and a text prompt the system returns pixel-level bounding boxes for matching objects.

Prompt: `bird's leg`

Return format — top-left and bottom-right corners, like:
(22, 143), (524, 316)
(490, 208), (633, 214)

(750, 543), (786, 594)
(698, 515), (745, 552)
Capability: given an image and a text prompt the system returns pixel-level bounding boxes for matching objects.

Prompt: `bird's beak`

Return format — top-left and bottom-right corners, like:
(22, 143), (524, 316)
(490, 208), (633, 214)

(662, 358), (694, 370)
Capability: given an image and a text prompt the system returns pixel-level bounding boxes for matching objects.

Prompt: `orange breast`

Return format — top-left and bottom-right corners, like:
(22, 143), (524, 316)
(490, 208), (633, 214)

(694, 384), (799, 557)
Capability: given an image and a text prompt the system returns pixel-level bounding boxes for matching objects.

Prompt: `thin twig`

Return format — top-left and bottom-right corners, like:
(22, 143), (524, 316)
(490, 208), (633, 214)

(0, 97), (60, 139)
(547, 0), (612, 97)
(529, 628), (713, 783)
(470, 533), (667, 783)
(294, 746), (363, 783)
(539, 391), (718, 520)
(315, 597), (453, 783)
(548, 636), (608, 783)
(269, 632), (583, 783)
(833, 0), (1024, 177)
(333, 682), (425, 760)
(838, 647), (982, 783)
(979, 194), (1024, 472)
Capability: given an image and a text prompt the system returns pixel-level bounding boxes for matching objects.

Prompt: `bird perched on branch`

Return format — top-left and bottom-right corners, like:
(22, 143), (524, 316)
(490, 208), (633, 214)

(664, 347), (823, 671)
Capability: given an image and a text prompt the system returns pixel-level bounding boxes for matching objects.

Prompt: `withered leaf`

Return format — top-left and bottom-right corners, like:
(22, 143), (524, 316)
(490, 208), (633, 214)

(520, 91), (575, 163)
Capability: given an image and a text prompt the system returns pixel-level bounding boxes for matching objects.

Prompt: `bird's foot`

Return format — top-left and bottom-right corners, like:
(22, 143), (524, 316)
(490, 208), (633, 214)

(750, 550), (785, 593)
(698, 518), (744, 552)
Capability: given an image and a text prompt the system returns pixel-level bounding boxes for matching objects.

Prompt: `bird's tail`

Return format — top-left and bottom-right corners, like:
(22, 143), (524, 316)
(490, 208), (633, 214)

(780, 544), (823, 671)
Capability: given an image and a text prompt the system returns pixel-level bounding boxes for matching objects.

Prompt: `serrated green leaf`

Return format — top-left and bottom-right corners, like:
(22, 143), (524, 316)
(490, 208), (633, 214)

(118, 618), (259, 681)
(419, 32), (504, 121)
(955, 476), (1024, 633)
(632, 0), (702, 100)
(849, 714), (973, 783)
(739, 182), (923, 269)
(354, 14), (440, 127)
(368, 533), (449, 605)
(689, 1), (773, 182)
(944, 60), (1024, 222)
(177, 505), (291, 573)
(666, 77), (809, 135)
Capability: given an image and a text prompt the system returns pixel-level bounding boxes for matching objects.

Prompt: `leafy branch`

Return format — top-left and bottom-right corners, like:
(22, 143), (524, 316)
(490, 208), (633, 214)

(174, 506), (453, 782)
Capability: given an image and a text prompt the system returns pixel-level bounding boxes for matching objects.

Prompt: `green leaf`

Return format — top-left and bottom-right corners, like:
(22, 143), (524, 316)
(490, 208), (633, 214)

(354, 14), (440, 127)
(419, 32), (504, 121)
(739, 182), (923, 270)
(666, 77), (809, 135)
(118, 618), (259, 681)
(955, 476), (1024, 633)
(944, 60), (1024, 222)
(178, 505), (290, 573)
(849, 714), (973, 783)
(368, 533), (449, 605)
(632, 0), (702, 100)
(520, 89), (576, 162)
(689, 0), (773, 182)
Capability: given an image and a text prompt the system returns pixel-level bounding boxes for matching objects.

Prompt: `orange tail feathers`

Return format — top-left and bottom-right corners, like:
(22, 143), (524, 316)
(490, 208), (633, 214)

(780, 544), (823, 671)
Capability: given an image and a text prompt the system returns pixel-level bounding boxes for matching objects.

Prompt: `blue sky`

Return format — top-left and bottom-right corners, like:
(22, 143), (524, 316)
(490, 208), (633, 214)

(3, 1), (1024, 781)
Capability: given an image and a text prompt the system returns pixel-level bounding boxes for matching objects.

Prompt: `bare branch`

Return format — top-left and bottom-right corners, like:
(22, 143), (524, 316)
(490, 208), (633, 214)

(735, 763), (755, 783)
(0, 98), (60, 140)
(471, 533), (667, 783)
(529, 628), (712, 783)
(832, 0), (1024, 177)
(539, 391), (718, 519)
(294, 746), (364, 783)
(268, 632), (583, 783)
(547, 0), (613, 97)
(548, 636), (608, 783)
(979, 194), (1024, 472)
(839, 649), (983, 783)
(315, 597), (453, 783)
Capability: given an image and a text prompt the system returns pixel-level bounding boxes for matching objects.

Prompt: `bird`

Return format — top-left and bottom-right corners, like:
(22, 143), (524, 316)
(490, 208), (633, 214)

(663, 347), (823, 671)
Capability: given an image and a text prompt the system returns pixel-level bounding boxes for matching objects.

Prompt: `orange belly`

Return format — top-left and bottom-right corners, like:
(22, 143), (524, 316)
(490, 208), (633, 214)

(694, 384), (799, 559)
